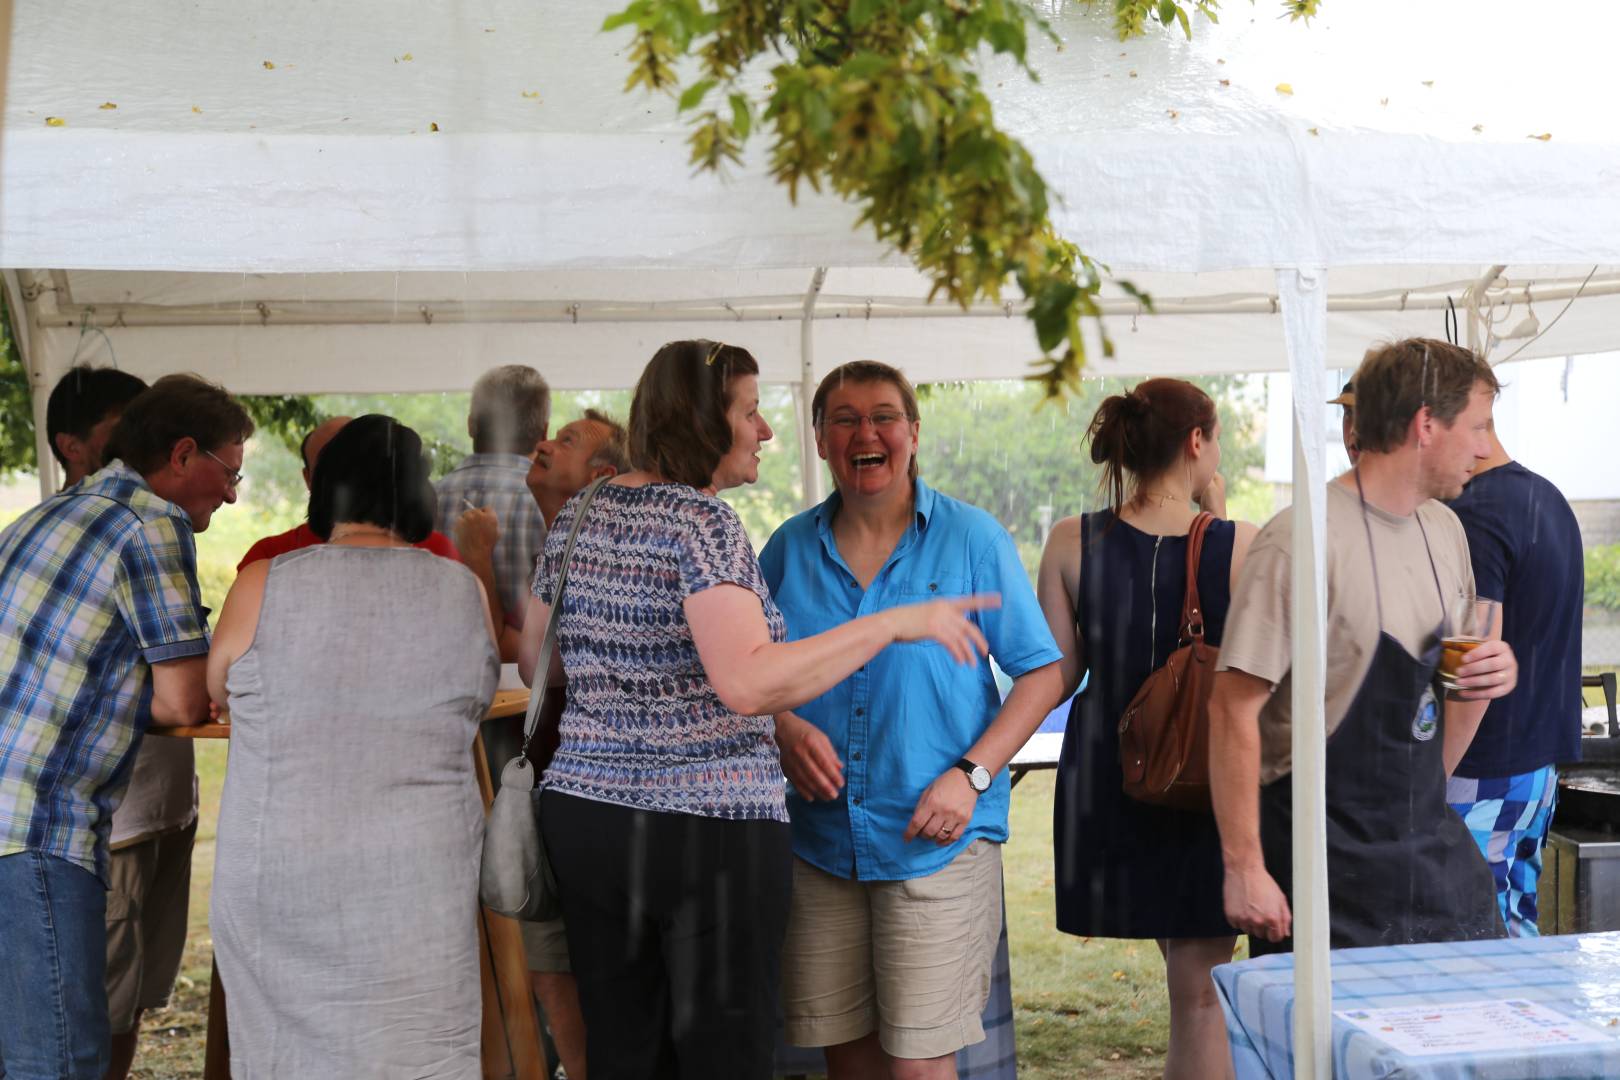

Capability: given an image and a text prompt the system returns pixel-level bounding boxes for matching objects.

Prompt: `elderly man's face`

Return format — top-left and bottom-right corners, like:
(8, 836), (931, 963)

(528, 418), (612, 500)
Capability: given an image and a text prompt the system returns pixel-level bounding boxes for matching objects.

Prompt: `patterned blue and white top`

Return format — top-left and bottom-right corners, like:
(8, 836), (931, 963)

(532, 482), (788, 822)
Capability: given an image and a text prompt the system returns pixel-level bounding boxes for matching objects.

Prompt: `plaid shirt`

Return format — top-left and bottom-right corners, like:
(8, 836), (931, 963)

(0, 463), (210, 880)
(434, 453), (546, 628)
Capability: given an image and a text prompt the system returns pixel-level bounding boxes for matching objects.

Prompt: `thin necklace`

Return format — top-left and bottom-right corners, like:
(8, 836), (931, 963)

(1137, 491), (1182, 506)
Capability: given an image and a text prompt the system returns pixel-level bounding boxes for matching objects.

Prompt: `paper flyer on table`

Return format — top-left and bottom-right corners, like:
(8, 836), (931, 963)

(1335, 999), (1616, 1057)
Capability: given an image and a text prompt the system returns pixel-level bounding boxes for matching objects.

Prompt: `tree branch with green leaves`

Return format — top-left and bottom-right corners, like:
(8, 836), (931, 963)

(603, 0), (1319, 396)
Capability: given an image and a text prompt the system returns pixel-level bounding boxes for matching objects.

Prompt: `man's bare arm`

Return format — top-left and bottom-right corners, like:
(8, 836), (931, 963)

(1209, 668), (1292, 943)
(151, 656), (210, 727)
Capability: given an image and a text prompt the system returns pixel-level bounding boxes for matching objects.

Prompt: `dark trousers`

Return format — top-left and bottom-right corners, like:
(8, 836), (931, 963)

(541, 790), (792, 1080)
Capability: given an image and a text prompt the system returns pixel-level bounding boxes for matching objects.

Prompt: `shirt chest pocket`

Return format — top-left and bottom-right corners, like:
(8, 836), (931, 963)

(771, 571), (855, 639)
(886, 571), (973, 605)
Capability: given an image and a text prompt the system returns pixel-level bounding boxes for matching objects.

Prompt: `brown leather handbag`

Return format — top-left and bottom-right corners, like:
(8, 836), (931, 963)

(1118, 511), (1217, 813)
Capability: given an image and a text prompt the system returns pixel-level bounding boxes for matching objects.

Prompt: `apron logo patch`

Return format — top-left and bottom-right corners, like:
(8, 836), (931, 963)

(1412, 686), (1439, 742)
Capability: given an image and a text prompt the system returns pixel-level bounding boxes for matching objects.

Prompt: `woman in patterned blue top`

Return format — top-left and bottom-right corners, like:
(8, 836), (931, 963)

(518, 340), (996, 1080)
(1037, 379), (1258, 1080)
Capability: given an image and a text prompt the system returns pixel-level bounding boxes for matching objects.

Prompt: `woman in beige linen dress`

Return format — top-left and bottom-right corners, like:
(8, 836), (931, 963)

(206, 415), (498, 1079)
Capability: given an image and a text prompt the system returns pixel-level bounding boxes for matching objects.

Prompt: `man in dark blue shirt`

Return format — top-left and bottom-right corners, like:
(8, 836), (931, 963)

(1446, 421), (1583, 936)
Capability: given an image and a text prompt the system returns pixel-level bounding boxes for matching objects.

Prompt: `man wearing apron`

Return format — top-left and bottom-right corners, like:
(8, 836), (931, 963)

(1208, 338), (1520, 953)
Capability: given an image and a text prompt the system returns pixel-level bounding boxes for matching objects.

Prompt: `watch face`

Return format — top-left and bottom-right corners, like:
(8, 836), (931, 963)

(969, 765), (991, 792)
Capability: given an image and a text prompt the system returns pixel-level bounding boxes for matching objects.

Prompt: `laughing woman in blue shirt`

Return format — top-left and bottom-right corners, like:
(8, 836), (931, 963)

(759, 360), (1063, 1080)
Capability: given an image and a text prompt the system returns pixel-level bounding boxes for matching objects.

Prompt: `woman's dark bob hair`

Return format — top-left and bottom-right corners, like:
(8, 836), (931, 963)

(628, 339), (760, 488)
(307, 414), (437, 543)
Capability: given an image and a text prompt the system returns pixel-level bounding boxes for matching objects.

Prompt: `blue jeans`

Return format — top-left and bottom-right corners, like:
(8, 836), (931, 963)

(0, 851), (110, 1079)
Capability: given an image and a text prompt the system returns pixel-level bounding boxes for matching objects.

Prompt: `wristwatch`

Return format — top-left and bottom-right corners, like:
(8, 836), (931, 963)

(955, 758), (991, 793)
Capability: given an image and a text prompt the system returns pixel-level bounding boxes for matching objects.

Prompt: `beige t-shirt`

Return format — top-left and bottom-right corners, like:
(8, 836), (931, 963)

(1216, 481), (1475, 784)
(108, 737), (197, 849)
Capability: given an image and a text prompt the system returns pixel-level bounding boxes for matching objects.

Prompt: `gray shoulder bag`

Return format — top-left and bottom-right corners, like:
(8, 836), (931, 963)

(479, 475), (610, 922)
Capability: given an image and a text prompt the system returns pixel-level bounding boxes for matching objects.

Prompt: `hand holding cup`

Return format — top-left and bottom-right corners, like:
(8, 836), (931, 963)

(1440, 595), (1514, 699)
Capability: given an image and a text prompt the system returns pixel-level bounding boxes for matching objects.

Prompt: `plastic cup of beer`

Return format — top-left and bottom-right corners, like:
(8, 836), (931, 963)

(1439, 596), (1498, 692)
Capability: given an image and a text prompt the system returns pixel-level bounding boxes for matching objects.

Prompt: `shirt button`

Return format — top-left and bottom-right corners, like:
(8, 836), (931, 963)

(855, 707), (865, 717)
(853, 796), (863, 806)
(929, 582), (938, 592)
(853, 751), (863, 761)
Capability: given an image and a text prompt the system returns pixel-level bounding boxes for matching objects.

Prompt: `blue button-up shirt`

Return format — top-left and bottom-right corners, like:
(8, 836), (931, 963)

(759, 479), (1061, 881)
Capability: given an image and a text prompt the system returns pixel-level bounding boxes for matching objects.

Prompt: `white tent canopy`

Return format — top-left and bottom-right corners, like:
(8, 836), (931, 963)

(5, 0), (1620, 396)
(7, 2), (1620, 1073)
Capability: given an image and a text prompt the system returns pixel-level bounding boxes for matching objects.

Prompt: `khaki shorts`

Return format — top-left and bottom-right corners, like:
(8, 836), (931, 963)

(781, 840), (1002, 1060)
(521, 916), (571, 973)
(105, 820), (197, 1034)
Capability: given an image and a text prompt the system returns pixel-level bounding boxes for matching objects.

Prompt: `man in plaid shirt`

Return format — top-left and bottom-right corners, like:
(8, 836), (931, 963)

(434, 364), (550, 661)
(0, 374), (252, 1079)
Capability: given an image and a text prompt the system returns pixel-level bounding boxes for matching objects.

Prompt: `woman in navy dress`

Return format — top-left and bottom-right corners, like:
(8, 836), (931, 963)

(1037, 379), (1258, 1080)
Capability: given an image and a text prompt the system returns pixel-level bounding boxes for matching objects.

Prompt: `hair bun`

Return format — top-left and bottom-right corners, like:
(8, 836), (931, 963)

(1086, 393), (1132, 467)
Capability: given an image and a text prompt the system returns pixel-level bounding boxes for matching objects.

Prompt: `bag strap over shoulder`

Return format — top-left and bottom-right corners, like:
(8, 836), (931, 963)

(520, 475), (612, 759)
(1180, 511), (1216, 645)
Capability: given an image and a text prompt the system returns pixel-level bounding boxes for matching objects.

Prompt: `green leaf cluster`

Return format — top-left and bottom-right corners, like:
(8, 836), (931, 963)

(603, 0), (1115, 397)
(1107, 0), (1217, 40)
(1586, 544), (1620, 613)
(0, 295), (36, 479)
(239, 395), (323, 460)
(602, 1), (1323, 396)
(1104, 1), (1317, 41)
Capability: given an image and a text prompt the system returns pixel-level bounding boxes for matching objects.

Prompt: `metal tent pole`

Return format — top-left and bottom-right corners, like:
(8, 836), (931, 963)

(1279, 267), (1332, 1080)
(798, 268), (827, 510)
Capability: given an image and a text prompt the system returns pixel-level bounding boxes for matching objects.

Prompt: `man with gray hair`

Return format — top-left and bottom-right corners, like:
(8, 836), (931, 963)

(434, 365), (551, 661)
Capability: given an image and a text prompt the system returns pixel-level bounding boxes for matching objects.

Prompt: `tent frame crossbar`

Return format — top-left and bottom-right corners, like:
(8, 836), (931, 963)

(25, 274), (1620, 330)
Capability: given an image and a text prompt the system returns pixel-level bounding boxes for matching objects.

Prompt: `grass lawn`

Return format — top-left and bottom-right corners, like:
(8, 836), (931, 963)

(125, 755), (1197, 1079)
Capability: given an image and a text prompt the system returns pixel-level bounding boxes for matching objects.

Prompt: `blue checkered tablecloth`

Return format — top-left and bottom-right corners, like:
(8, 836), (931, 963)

(1214, 932), (1620, 1079)
(775, 898), (1016, 1079)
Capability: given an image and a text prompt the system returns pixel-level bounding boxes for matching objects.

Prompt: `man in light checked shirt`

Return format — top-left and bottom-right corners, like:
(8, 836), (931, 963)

(434, 364), (551, 661)
(0, 374), (251, 1079)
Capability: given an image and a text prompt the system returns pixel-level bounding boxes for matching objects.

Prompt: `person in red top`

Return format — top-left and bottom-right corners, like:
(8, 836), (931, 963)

(237, 416), (460, 570)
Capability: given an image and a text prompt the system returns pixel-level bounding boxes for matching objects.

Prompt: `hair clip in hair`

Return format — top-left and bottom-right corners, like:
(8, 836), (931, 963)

(705, 342), (725, 366)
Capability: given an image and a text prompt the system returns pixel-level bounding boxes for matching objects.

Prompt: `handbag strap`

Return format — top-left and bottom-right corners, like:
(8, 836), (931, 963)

(1180, 511), (1216, 644)
(519, 475), (611, 758)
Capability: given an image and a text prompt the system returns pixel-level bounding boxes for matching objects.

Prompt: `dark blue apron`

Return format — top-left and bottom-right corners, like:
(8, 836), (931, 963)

(1252, 476), (1503, 955)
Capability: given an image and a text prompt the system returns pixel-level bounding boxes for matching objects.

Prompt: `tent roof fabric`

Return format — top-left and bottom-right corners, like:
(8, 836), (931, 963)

(5, 0), (1620, 275)
(4, 1), (1619, 391)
